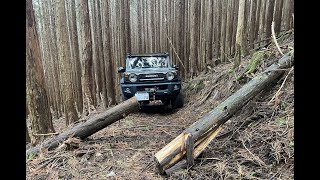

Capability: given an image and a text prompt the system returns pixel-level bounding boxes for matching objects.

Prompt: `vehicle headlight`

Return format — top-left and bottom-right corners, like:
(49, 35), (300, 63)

(166, 72), (174, 80)
(129, 73), (137, 82)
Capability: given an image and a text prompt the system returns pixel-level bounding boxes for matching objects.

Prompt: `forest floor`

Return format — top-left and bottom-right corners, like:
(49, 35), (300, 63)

(27, 32), (294, 180)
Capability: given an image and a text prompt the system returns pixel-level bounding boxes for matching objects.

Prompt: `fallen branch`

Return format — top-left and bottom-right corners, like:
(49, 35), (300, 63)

(33, 132), (59, 136)
(198, 84), (219, 105)
(241, 140), (266, 166)
(268, 66), (294, 104)
(102, 148), (156, 151)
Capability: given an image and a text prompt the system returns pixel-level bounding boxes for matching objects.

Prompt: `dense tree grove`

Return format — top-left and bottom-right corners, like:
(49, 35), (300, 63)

(27, 0), (294, 132)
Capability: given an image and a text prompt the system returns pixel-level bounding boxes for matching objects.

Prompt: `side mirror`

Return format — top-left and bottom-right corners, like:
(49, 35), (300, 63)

(118, 67), (125, 73)
(172, 65), (179, 70)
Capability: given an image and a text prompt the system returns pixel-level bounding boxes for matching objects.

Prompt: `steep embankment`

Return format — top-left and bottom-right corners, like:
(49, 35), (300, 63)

(27, 32), (293, 179)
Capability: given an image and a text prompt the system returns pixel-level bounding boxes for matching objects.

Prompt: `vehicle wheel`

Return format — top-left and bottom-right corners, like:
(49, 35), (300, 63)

(172, 92), (184, 109)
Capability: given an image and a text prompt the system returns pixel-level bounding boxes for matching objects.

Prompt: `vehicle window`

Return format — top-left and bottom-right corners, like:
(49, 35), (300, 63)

(127, 57), (168, 69)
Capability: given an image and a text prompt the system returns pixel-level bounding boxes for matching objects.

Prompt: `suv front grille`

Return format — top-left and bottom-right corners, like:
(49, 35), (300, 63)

(138, 73), (165, 81)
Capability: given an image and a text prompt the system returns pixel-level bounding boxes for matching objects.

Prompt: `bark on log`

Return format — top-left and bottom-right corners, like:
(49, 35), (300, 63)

(154, 52), (294, 174)
(185, 133), (194, 167)
(26, 97), (140, 157)
(165, 125), (223, 175)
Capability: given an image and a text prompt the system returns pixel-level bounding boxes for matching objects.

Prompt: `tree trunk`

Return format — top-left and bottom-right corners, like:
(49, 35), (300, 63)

(143, 0), (148, 52)
(231, 0), (239, 56)
(95, 0), (108, 109)
(189, 0), (199, 77)
(265, 0), (276, 44)
(199, 0), (205, 71)
(154, 52), (294, 174)
(125, 0), (131, 54)
(242, 0), (249, 55)
(285, 0), (294, 31)
(154, 0), (159, 52)
(26, 0), (55, 145)
(219, 0), (227, 63)
(67, 0), (83, 114)
(254, 0), (261, 41)
(36, 0), (54, 116)
(234, 0), (246, 70)
(48, 0), (64, 118)
(274, 0), (284, 35)
(26, 97), (140, 157)
(206, 0), (213, 63)
(224, 0), (232, 57)
(169, 0), (174, 66)
(100, 0), (116, 106)
(175, 0), (184, 77)
(137, 0), (143, 53)
(147, 0), (153, 53)
(228, 0), (235, 56)
(46, 0), (59, 117)
(54, 0), (78, 125)
(249, 0), (257, 49)
(258, 0), (267, 46)
(77, 0), (96, 115)
(142, 0), (147, 52)
(184, 0), (190, 78)
(159, 0), (164, 52)
(215, 0), (222, 59)
(65, 0), (77, 113)
(166, 0), (170, 52)
(89, 0), (102, 106)
(179, 0), (186, 77)
(42, 0), (59, 119)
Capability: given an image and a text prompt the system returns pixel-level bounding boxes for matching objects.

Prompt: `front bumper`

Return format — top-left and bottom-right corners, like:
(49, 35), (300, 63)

(120, 81), (181, 100)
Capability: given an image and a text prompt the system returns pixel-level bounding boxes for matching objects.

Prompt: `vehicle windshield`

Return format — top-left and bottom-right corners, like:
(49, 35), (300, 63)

(126, 56), (169, 70)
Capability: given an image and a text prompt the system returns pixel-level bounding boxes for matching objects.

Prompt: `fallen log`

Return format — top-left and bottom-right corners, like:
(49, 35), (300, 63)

(154, 51), (294, 174)
(26, 97), (140, 157)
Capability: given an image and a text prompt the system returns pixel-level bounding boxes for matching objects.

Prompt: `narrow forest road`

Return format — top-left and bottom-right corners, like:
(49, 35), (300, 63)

(45, 104), (199, 179)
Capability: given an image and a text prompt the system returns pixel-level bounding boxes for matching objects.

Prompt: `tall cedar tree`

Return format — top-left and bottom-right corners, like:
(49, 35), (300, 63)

(77, 0), (96, 114)
(234, 0), (246, 70)
(54, 0), (78, 125)
(26, 0), (55, 145)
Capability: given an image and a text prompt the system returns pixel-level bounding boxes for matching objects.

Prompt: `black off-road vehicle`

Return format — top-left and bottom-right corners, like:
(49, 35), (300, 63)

(118, 52), (184, 109)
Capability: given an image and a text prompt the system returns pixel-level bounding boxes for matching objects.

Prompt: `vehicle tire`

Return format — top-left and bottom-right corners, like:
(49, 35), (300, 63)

(172, 92), (184, 109)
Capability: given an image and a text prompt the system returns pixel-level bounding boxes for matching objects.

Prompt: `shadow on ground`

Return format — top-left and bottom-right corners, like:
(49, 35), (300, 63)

(139, 104), (178, 115)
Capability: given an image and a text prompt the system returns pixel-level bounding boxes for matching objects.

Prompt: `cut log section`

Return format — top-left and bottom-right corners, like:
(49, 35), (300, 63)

(165, 125), (223, 175)
(154, 52), (294, 174)
(26, 97), (140, 157)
